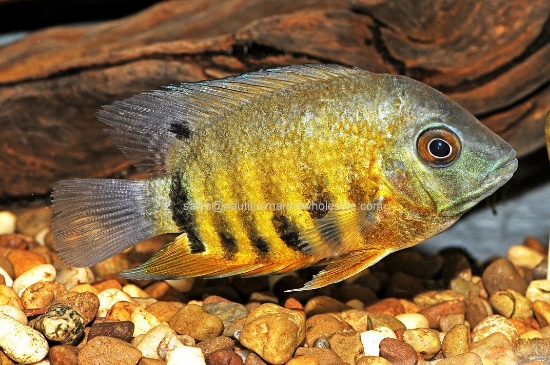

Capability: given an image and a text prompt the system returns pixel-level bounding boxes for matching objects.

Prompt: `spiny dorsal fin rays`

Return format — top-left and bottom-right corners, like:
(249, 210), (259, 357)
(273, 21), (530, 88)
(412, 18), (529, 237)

(98, 64), (363, 174)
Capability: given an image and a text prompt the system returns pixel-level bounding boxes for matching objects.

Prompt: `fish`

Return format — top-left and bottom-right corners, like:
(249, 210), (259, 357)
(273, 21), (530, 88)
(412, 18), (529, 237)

(52, 64), (518, 291)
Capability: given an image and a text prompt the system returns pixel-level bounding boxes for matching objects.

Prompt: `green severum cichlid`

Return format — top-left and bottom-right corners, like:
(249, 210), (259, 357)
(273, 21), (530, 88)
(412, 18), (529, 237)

(52, 64), (517, 291)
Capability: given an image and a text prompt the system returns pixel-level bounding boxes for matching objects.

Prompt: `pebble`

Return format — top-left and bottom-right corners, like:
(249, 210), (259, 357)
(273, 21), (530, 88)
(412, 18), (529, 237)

(145, 301), (184, 323)
(7, 249), (48, 278)
(78, 336), (142, 365)
(378, 337), (418, 365)
(436, 352), (483, 365)
(464, 297), (492, 329)
(197, 336), (234, 356)
(139, 359), (166, 365)
(0, 212), (17, 234)
(0, 304), (27, 324)
(133, 323), (177, 359)
(438, 313), (465, 332)
(205, 349), (243, 365)
(0, 284), (22, 309)
(482, 258), (528, 296)
(239, 303), (305, 364)
(93, 278), (123, 292)
(169, 304), (224, 341)
(365, 298), (405, 316)
(366, 313), (406, 332)
(294, 347), (344, 365)
(12, 264), (56, 296)
(0, 266), (13, 287)
(418, 299), (466, 329)
(123, 284), (150, 298)
(48, 345), (79, 365)
(165, 278), (195, 293)
(132, 306), (161, 337)
(55, 291), (100, 325)
(329, 332), (364, 365)
(91, 254), (132, 281)
(413, 290), (465, 308)
(166, 344), (205, 365)
(532, 300), (550, 327)
(88, 321), (135, 342)
(107, 301), (138, 322)
(515, 338), (550, 358)
(470, 332), (518, 364)
(441, 324), (469, 357)
(304, 296), (351, 317)
(525, 280), (550, 303)
(203, 301), (249, 337)
(15, 207), (51, 237)
(355, 356), (392, 365)
(340, 309), (369, 332)
(144, 281), (171, 298)
(30, 303), (85, 345)
(21, 281), (66, 310)
(507, 245), (545, 269)
(304, 314), (344, 347)
(96, 288), (135, 317)
(0, 312), (48, 364)
(489, 289), (533, 319)
(360, 330), (390, 356)
(394, 313), (429, 329)
(55, 267), (95, 290)
(471, 314), (519, 343)
(402, 328), (441, 359)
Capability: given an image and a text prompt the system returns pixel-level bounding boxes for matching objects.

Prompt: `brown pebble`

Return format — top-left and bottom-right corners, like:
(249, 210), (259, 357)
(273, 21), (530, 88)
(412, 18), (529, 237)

(145, 301), (183, 323)
(78, 336), (142, 365)
(523, 236), (546, 254)
(7, 249), (47, 277)
(328, 332), (363, 365)
(0, 233), (36, 250)
(482, 258), (528, 296)
(56, 291), (100, 325)
(169, 304), (224, 340)
(88, 321), (134, 342)
(91, 254), (131, 281)
(304, 314), (344, 347)
(419, 300), (465, 329)
(470, 332), (518, 364)
(92, 279), (123, 292)
(335, 284), (377, 305)
(0, 350), (14, 365)
(16, 206), (51, 236)
(21, 281), (66, 310)
(294, 347), (344, 365)
(143, 281), (171, 299)
(464, 297), (491, 329)
(138, 358), (166, 365)
(106, 301), (137, 322)
(365, 298), (404, 316)
(304, 296), (351, 317)
(49, 345), (79, 365)
(379, 338), (418, 365)
(203, 295), (232, 305)
(340, 309), (369, 332)
(439, 313), (465, 332)
(205, 349), (243, 365)
(244, 352), (267, 365)
(197, 336), (234, 356)
(367, 313), (406, 332)
(0, 257), (14, 280)
(436, 352), (482, 365)
(386, 272), (425, 299)
(355, 356), (392, 365)
(533, 300), (550, 327)
(286, 356), (319, 365)
(284, 297), (304, 311)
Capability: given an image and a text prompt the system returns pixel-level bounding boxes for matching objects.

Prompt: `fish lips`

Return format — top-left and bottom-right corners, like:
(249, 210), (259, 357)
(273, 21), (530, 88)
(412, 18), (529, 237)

(441, 150), (518, 218)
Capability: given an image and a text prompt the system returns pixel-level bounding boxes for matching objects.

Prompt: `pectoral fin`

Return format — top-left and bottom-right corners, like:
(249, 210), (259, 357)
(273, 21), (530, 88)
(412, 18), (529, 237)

(288, 248), (390, 291)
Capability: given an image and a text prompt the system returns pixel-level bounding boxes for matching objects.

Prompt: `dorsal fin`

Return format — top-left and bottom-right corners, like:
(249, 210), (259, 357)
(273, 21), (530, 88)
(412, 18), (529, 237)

(98, 64), (363, 173)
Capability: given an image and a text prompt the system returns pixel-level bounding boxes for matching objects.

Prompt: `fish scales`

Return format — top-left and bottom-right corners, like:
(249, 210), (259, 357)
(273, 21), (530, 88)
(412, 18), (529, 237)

(52, 64), (517, 290)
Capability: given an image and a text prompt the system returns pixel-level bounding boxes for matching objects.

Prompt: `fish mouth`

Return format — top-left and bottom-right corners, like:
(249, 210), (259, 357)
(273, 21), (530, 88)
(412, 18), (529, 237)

(441, 150), (518, 217)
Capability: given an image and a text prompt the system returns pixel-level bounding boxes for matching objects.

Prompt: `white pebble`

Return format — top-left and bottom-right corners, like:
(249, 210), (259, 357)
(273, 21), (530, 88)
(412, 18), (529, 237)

(0, 305), (27, 325)
(0, 285), (23, 309)
(0, 267), (13, 287)
(34, 228), (50, 247)
(123, 284), (150, 298)
(12, 264), (56, 297)
(166, 345), (205, 365)
(395, 313), (430, 329)
(165, 278), (194, 292)
(131, 306), (161, 337)
(0, 211), (16, 234)
(96, 288), (135, 317)
(55, 267), (95, 290)
(134, 297), (158, 309)
(507, 245), (545, 269)
(0, 313), (48, 364)
(526, 280), (550, 303)
(134, 324), (177, 359)
(360, 329), (391, 356)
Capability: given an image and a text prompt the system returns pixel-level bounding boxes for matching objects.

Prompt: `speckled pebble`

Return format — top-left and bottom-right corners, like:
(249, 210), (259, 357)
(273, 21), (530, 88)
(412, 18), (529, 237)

(329, 332), (364, 365)
(145, 301), (184, 323)
(471, 314), (519, 343)
(304, 314), (344, 347)
(378, 337), (417, 365)
(88, 321), (134, 342)
(197, 336), (234, 357)
(294, 347), (344, 365)
(12, 263), (56, 296)
(442, 324), (469, 357)
(48, 345), (79, 365)
(0, 312), (48, 364)
(21, 281), (66, 310)
(340, 309), (369, 332)
(402, 328), (441, 359)
(78, 336), (142, 365)
(203, 301), (249, 337)
(169, 304), (224, 341)
(0, 304), (27, 324)
(30, 303), (85, 345)
(240, 303), (305, 364)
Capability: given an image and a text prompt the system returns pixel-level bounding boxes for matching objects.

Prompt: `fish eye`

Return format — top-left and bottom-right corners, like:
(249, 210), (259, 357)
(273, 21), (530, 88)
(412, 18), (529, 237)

(417, 128), (460, 167)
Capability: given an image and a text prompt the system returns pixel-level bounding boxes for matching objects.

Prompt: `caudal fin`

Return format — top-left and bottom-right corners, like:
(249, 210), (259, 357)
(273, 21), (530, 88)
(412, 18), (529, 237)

(52, 179), (156, 267)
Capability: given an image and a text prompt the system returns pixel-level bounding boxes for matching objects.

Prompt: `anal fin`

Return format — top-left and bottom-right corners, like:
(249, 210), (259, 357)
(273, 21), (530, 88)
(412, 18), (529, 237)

(287, 248), (390, 292)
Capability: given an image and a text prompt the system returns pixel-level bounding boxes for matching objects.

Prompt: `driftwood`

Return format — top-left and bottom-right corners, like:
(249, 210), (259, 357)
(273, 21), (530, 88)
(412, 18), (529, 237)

(0, 0), (549, 198)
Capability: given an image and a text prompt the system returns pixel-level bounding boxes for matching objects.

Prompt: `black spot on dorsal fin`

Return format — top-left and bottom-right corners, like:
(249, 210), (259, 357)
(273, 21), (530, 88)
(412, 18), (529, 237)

(169, 122), (192, 140)
(170, 173), (206, 254)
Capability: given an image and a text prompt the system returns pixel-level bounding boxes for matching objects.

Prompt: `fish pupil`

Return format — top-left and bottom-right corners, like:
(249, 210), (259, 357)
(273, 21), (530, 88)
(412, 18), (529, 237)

(428, 138), (451, 158)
